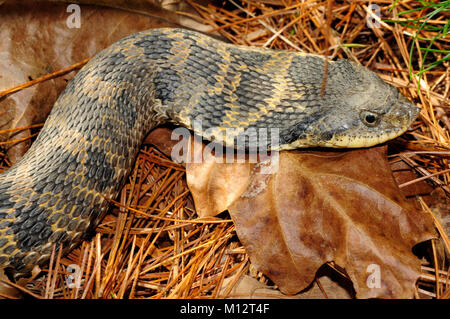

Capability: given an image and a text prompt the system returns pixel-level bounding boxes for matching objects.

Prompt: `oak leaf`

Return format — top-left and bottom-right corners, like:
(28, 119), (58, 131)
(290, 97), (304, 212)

(181, 137), (436, 298)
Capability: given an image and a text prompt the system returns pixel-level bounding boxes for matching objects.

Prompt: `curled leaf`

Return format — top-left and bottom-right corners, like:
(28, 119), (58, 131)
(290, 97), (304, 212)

(184, 141), (436, 298)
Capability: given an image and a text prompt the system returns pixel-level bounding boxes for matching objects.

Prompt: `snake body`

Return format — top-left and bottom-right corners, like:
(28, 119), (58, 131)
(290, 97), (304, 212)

(0, 28), (419, 274)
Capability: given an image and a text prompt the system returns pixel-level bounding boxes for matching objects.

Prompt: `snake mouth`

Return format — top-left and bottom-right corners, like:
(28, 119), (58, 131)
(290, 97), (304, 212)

(323, 110), (420, 149)
(320, 129), (407, 148)
(278, 103), (420, 150)
(316, 104), (420, 149)
(327, 100), (420, 148)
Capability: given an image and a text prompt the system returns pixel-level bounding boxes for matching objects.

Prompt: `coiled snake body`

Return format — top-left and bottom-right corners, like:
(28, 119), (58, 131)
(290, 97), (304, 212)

(0, 28), (419, 274)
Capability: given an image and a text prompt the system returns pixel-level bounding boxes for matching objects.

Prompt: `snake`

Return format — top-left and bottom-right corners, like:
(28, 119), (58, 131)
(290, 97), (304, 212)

(0, 28), (419, 276)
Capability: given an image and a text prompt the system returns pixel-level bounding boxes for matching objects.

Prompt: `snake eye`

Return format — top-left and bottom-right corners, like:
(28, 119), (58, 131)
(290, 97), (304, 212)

(361, 111), (380, 127)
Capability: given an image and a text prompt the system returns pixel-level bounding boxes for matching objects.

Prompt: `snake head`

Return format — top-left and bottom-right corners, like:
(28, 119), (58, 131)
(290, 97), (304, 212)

(280, 60), (420, 149)
(321, 61), (420, 148)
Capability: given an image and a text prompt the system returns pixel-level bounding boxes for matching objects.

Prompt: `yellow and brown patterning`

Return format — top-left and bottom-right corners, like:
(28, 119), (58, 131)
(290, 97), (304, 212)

(0, 28), (419, 274)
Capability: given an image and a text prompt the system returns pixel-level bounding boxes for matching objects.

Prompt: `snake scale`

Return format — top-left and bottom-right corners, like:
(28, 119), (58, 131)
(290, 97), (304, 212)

(0, 28), (419, 276)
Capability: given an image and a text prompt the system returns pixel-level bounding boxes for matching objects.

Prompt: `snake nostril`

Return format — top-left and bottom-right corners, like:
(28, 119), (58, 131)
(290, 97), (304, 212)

(407, 105), (420, 122)
(413, 105), (420, 119)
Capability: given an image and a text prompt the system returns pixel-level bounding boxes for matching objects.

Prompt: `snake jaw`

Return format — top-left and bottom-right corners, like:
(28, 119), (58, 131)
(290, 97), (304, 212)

(283, 97), (421, 149)
(318, 129), (403, 148)
(316, 100), (420, 149)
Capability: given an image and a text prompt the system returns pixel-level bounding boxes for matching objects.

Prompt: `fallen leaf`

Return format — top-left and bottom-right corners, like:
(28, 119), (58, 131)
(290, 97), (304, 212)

(391, 159), (434, 204)
(0, 270), (23, 299)
(219, 273), (353, 299)
(179, 136), (436, 298)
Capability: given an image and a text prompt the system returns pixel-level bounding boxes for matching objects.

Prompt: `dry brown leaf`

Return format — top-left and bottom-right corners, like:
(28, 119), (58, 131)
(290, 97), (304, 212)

(188, 159), (253, 218)
(182, 137), (436, 298)
(220, 274), (352, 299)
(0, 270), (23, 299)
(46, 0), (214, 32)
(391, 160), (434, 201)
